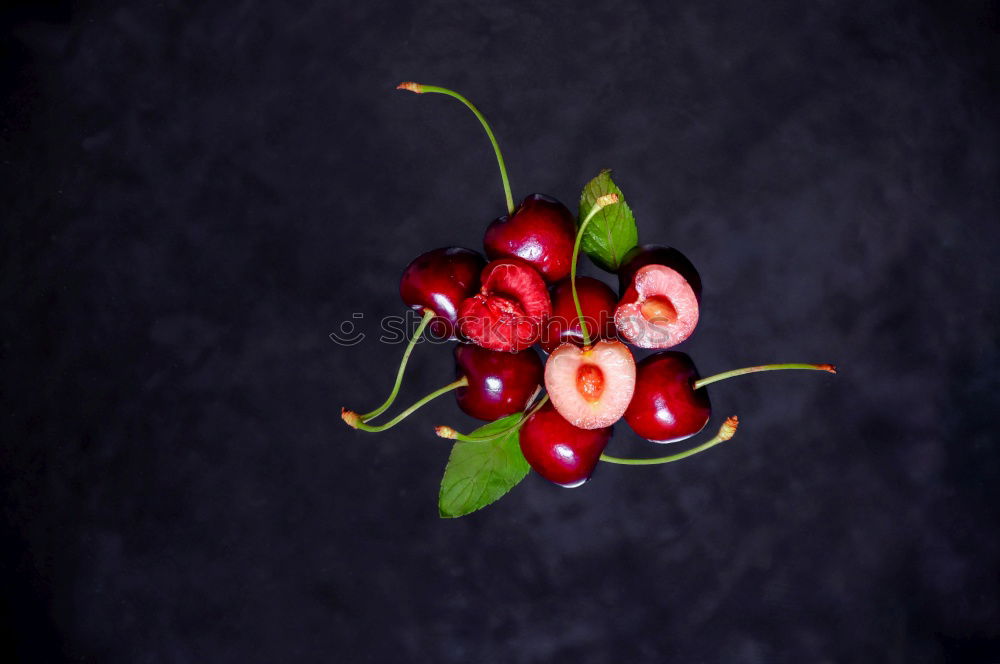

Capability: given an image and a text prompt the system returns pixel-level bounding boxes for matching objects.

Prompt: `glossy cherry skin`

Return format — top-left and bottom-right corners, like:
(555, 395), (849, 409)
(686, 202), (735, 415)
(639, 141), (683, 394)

(617, 244), (702, 299)
(624, 351), (711, 443)
(400, 247), (486, 339)
(484, 194), (577, 283)
(454, 344), (543, 421)
(540, 276), (619, 354)
(519, 402), (612, 487)
(458, 257), (552, 352)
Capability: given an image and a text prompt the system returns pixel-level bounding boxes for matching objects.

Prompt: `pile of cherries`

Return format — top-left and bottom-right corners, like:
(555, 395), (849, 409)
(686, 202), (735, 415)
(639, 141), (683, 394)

(342, 83), (834, 492)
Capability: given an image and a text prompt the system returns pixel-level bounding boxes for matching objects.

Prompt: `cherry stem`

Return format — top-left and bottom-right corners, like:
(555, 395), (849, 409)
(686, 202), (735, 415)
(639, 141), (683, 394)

(570, 193), (620, 347)
(693, 363), (837, 390)
(343, 376), (469, 433)
(397, 82), (514, 216)
(600, 416), (739, 465)
(358, 309), (435, 422)
(436, 394), (550, 442)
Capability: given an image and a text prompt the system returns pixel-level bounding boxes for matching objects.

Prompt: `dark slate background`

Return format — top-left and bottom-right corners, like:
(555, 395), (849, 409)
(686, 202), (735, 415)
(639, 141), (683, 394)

(2, 0), (998, 661)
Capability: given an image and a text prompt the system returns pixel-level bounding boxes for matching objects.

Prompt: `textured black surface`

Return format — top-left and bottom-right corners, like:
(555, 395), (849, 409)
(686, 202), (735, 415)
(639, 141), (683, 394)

(2, 1), (999, 662)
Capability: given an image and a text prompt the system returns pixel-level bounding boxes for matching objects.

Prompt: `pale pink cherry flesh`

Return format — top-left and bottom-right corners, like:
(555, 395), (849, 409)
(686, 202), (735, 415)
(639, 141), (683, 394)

(544, 339), (636, 429)
(615, 264), (700, 349)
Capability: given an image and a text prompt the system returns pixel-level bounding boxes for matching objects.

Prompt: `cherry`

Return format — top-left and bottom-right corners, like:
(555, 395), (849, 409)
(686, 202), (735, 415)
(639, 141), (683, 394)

(344, 84), (840, 514)
(400, 247), (486, 340)
(625, 352), (837, 443)
(624, 351), (711, 443)
(519, 401), (612, 487)
(545, 339), (636, 429)
(484, 194), (577, 282)
(454, 343), (543, 421)
(615, 245), (702, 349)
(540, 276), (618, 354)
(458, 257), (552, 352)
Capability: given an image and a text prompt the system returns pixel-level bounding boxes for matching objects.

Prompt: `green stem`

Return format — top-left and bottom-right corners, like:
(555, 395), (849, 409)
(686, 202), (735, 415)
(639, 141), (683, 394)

(397, 82), (514, 215)
(343, 376), (469, 433)
(359, 309), (435, 422)
(437, 394), (550, 442)
(693, 363), (836, 390)
(570, 193), (620, 348)
(600, 416), (739, 465)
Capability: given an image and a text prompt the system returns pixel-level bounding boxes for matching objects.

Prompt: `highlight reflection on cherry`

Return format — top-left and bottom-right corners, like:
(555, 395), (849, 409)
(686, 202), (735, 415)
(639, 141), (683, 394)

(615, 244), (702, 349)
(457, 257), (552, 352)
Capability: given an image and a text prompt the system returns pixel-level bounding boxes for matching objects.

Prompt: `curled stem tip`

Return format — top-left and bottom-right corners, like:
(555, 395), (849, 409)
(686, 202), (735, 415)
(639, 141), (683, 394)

(718, 415), (739, 441)
(396, 82), (422, 93)
(341, 408), (361, 429)
(435, 426), (458, 440)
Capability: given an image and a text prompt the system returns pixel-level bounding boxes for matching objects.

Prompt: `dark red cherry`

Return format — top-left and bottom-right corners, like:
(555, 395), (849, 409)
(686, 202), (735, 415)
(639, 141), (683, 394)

(540, 276), (619, 354)
(483, 194), (577, 283)
(615, 245), (702, 349)
(458, 257), (552, 352)
(519, 401), (612, 487)
(400, 247), (486, 339)
(624, 351), (711, 443)
(454, 344), (543, 421)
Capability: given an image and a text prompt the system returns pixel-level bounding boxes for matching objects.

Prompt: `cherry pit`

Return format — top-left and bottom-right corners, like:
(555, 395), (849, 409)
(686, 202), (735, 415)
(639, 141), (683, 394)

(341, 83), (836, 517)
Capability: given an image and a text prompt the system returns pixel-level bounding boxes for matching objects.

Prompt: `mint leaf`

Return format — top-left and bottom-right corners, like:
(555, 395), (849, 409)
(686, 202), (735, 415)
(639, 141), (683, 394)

(438, 414), (530, 518)
(578, 169), (638, 272)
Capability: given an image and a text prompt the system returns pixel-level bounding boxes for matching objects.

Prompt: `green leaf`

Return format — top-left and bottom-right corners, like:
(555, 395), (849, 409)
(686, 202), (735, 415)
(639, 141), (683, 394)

(577, 169), (639, 272)
(438, 414), (530, 518)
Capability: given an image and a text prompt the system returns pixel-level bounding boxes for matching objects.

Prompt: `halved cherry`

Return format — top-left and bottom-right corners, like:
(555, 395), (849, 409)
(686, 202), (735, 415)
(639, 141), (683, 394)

(544, 339), (636, 429)
(458, 258), (552, 352)
(615, 244), (701, 349)
(617, 245), (702, 298)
